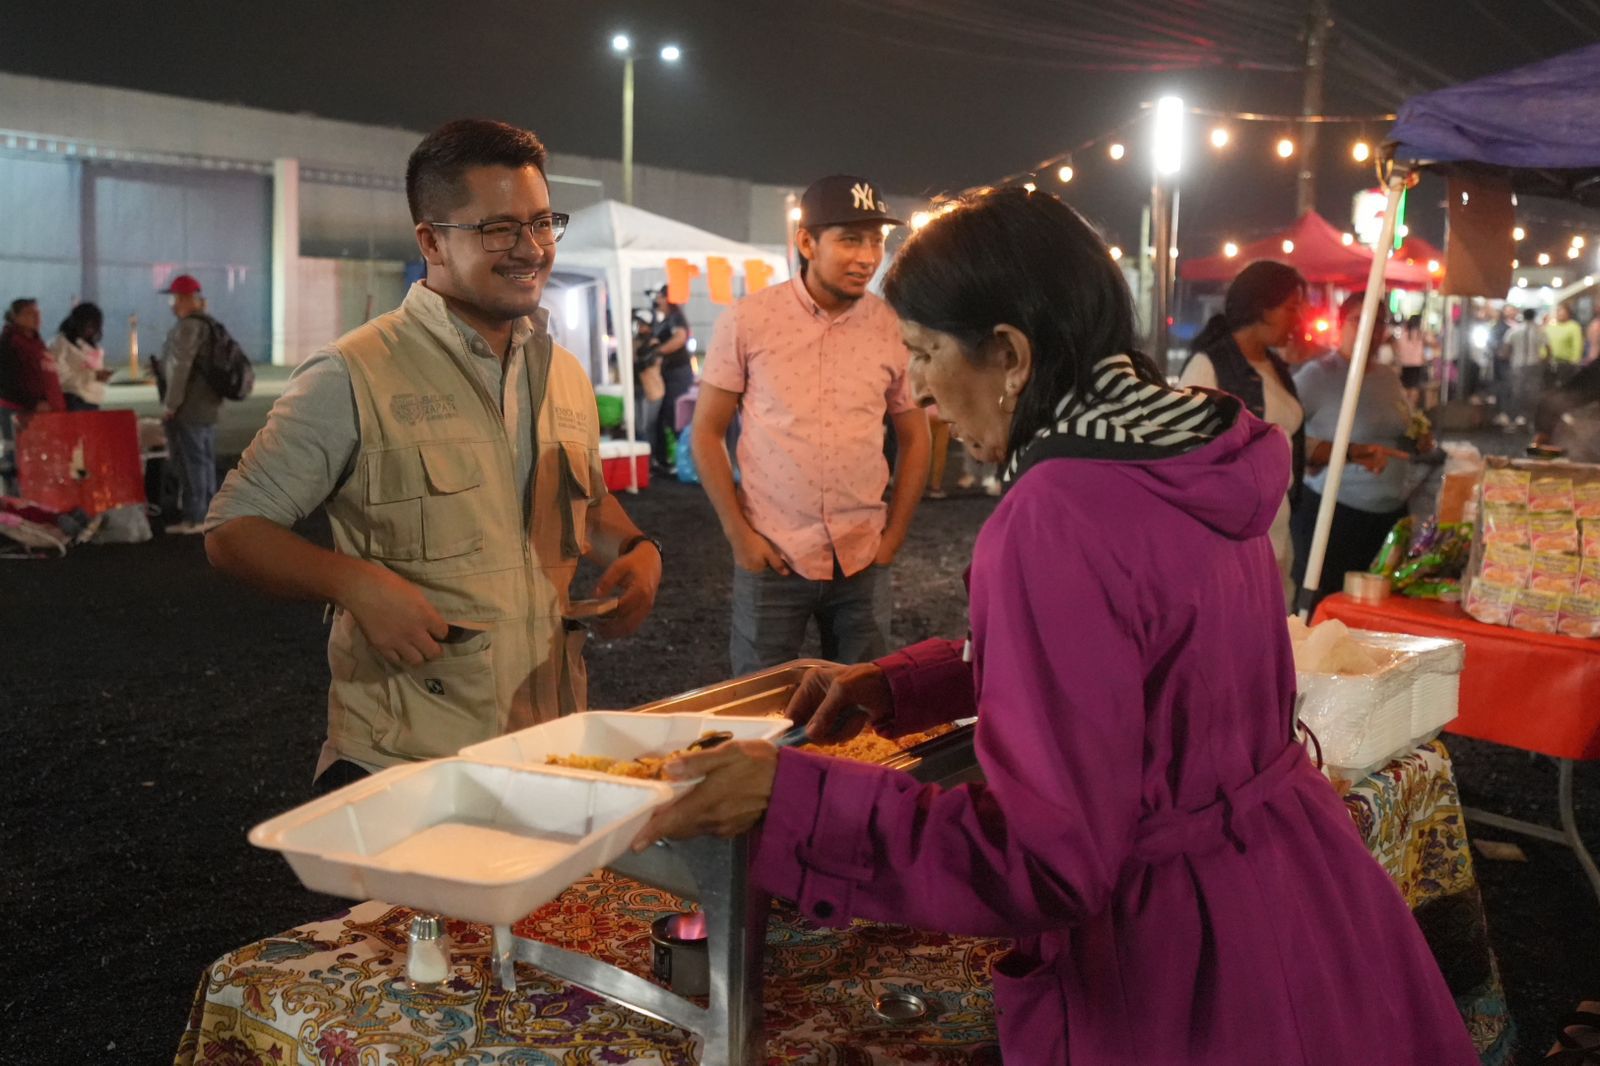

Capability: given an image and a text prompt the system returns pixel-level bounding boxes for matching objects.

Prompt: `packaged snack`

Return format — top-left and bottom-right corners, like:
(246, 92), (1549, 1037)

(1529, 552), (1581, 595)
(1557, 594), (1600, 639)
(1528, 514), (1581, 554)
(1528, 476), (1576, 514)
(1482, 468), (1531, 506)
(1369, 516), (1413, 575)
(1465, 581), (1517, 625)
(1478, 544), (1532, 589)
(1574, 482), (1600, 520)
(1481, 505), (1529, 548)
(1580, 559), (1600, 599)
(1509, 589), (1563, 633)
(1584, 518), (1600, 560)
(1399, 579), (1461, 601)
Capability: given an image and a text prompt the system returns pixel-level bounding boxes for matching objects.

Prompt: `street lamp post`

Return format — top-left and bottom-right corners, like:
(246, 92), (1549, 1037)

(1149, 95), (1185, 371)
(611, 34), (680, 206)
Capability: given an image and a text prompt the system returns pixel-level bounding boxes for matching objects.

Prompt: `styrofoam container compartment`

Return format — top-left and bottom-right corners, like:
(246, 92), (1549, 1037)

(1296, 630), (1465, 774)
(249, 758), (674, 925)
(460, 711), (792, 794)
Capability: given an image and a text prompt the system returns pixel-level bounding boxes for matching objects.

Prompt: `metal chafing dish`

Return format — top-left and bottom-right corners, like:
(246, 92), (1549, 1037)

(494, 659), (979, 1066)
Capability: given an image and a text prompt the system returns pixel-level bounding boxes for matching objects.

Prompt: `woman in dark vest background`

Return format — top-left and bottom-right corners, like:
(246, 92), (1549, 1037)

(1180, 261), (1306, 607)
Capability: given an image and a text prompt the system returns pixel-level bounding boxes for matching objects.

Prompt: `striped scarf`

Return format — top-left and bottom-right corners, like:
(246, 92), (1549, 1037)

(1002, 353), (1231, 484)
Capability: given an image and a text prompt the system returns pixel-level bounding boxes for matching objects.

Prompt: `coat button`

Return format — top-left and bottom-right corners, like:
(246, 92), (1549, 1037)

(812, 900), (834, 919)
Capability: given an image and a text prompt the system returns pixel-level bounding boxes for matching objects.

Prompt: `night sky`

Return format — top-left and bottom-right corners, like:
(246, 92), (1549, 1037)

(6, 1), (1598, 250)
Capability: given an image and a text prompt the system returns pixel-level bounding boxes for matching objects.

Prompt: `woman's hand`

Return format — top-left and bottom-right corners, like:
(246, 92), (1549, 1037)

(783, 663), (893, 743)
(629, 740), (779, 850)
(1349, 442), (1410, 474)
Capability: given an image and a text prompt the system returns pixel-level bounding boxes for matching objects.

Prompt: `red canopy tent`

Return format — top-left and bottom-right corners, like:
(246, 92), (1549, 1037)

(1179, 211), (1434, 288)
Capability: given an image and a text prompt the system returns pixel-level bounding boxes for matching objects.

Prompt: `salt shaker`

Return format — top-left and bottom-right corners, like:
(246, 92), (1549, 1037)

(406, 913), (450, 990)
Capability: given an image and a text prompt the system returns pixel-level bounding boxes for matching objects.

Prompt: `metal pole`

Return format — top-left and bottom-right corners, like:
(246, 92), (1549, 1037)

(1297, 168), (1407, 619)
(1150, 181), (1177, 368)
(621, 55), (635, 205)
(1296, 0), (1332, 218)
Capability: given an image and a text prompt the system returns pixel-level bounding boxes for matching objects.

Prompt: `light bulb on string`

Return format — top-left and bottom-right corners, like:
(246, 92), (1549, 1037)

(910, 211), (931, 230)
(1223, 241), (1239, 258)
(1513, 226), (1526, 241)
(1108, 142), (1126, 161)
(1569, 247), (1582, 259)
(1282, 239), (1295, 254)
(1109, 245), (1123, 261)
(1276, 137), (1295, 159)
(1022, 181), (1036, 192)
(1351, 140), (1371, 163)
(1538, 252), (1551, 266)
(1210, 127), (1230, 149)
(1341, 232), (1355, 246)
(1057, 163), (1074, 183)
(1573, 236), (1587, 249)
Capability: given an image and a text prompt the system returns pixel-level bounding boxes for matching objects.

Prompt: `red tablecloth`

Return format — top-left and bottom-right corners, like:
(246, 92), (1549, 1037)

(1315, 593), (1600, 761)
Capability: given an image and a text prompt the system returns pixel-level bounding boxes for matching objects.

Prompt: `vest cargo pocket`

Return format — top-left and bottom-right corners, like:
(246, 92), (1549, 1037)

(382, 639), (498, 759)
(558, 618), (589, 715)
(365, 446), (427, 560)
(558, 442), (594, 559)
(419, 442), (486, 559)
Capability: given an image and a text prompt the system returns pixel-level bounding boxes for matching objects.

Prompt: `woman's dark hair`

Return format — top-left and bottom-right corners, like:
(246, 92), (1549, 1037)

(58, 302), (104, 345)
(882, 188), (1157, 463)
(5, 297), (36, 325)
(1189, 260), (1305, 356)
(405, 119), (548, 224)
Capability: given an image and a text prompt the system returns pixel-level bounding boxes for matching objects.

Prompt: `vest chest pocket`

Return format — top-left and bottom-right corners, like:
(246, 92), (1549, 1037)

(366, 443), (486, 560)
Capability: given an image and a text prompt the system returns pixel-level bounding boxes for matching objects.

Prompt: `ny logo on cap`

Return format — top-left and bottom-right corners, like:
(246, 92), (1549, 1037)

(851, 182), (879, 211)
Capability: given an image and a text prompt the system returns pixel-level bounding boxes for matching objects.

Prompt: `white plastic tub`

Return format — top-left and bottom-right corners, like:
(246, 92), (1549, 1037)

(1297, 630), (1466, 776)
(249, 759), (673, 925)
(460, 711), (791, 794)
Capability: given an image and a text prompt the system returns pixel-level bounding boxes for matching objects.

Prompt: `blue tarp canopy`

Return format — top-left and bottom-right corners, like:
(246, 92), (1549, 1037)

(1387, 43), (1600, 206)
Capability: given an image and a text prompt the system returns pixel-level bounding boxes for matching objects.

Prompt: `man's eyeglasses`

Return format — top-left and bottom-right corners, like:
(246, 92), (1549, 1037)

(428, 213), (570, 251)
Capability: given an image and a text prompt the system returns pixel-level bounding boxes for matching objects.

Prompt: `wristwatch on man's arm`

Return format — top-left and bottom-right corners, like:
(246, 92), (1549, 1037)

(618, 533), (663, 561)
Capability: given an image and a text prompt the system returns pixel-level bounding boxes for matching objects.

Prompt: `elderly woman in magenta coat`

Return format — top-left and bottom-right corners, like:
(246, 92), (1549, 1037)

(633, 189), (1477, 1066)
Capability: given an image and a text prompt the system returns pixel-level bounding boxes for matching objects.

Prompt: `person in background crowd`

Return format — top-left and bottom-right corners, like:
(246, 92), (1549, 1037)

(1543, 303), (1584, 387)
(637, 188), (1478, 1066)
(645, 287), (692, 475)
(631, 311), (663, 457)
(693, 173), (929, 676)
(1497, 307), (1544, 427)
(1586, 311), (1599, 365)
(1394, 314), (1430, 406)
(1291, 292), (1426, 607)
(206, 119), (661, 793)
(1486, 303), (1518, 417)
(49, 302), (113, 411)
(1181, 260), (1306, 607)
(0, 298), (66, 413)
(157, 274), (223, 534)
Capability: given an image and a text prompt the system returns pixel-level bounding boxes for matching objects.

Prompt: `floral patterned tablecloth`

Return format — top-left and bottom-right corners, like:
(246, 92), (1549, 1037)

(175, 740), (1509, 1066)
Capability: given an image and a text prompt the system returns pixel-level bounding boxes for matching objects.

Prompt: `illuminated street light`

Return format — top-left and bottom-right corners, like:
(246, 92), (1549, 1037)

(1276, 138), (1295, 159)
(611, 33), (631, 52)
(1223, 241), (1239, 258)
(1057, 163), (1074, 183)
(659, 44), (681, 62)
(1108, 142), (1126, 161)
(1513, 226), (1526, 241)
(612, 32), (682, 204)
(1282, 239), (1295, 254)
(1210, 127), (1229, 149)
(1351, 140), (1371, 163)
(1153, 95), (1184, 177)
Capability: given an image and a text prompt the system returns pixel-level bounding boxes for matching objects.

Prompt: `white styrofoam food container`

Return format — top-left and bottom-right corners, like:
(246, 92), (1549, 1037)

(248, 758), (674, 925)
(1296, 630), (1465, 775)
(460, 711), (791, 794)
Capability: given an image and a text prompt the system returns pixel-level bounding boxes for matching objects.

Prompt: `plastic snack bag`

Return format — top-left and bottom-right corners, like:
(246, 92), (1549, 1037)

(1509, 588), (1563, 633)
(1557, 594), (1600, 639)
(1528, 476), (1576, 514)
(1482, 468), (1531, 506)
(1528, 514), (1581, 554)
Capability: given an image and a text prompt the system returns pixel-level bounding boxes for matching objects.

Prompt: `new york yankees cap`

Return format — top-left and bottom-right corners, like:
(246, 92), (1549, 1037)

(799, 174), (904, 229)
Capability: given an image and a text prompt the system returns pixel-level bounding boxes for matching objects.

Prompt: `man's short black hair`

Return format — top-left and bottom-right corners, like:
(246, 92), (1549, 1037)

(405, 119), (549, 224)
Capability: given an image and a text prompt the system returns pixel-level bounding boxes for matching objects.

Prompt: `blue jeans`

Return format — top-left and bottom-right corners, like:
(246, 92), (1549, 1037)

(166, 420), (217, 524)
(729, 559), (892, 676)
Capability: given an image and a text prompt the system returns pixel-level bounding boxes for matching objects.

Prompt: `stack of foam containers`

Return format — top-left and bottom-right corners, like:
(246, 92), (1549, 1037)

(1296, 631), (1466, 780)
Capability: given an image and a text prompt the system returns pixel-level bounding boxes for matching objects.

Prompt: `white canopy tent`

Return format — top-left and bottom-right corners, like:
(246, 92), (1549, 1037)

(556, 200), (790, 489)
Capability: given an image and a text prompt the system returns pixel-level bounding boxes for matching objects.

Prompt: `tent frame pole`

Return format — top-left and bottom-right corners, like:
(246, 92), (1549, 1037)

(1297, 167), (1412, 620)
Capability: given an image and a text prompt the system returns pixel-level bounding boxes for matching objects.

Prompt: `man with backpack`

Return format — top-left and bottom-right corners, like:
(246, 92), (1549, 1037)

(158, 273), (230, 534)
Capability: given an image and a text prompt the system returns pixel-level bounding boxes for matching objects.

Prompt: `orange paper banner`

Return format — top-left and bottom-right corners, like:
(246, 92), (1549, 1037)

(664, 258), (700, 305)
(706, 256), (734, 305)
(744, 259), (776, 294)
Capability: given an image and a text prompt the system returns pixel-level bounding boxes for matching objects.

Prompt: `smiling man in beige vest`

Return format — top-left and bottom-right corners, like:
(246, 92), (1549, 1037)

(206, 120), (662, 791)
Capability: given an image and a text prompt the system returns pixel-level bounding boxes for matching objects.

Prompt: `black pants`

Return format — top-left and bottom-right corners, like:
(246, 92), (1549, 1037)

(653, 362), (695, 467)
(1290, 487), (1408, 610)
(312, 758), (372, 796)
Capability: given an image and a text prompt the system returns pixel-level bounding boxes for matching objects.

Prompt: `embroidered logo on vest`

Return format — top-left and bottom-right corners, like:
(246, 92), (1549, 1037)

(391, 393), (460, 425)
(553, 405), (588, 438)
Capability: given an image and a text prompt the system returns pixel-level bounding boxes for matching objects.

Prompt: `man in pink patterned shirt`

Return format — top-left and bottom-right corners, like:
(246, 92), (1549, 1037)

(693, 174), (929, 675)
